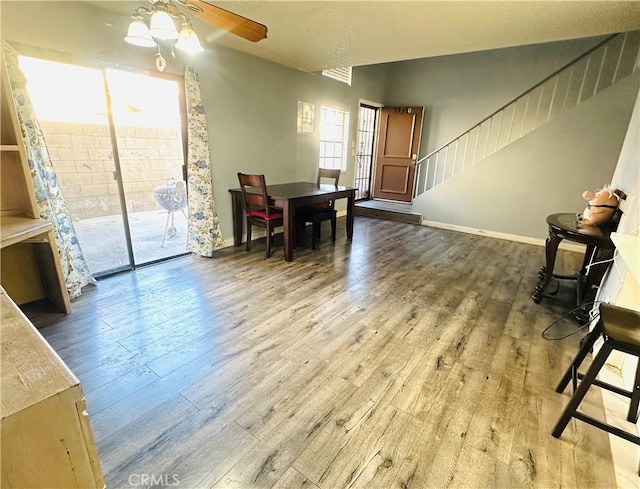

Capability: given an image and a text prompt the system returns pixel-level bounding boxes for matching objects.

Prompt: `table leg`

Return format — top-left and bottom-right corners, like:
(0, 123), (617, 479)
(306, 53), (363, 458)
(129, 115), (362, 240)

(532, 231), (562, 303)
(346, 190), (355, 240)
(231, 192), (243, 247)
(284, 203), (294, 261)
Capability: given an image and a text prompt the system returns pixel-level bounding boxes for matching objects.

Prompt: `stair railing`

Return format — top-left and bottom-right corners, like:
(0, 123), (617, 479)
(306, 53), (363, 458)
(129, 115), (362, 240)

(414, 31), (640, 198)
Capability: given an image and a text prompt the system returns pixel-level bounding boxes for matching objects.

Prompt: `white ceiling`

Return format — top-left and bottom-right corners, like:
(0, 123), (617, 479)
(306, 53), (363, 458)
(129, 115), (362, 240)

(96, 1), (640, 73)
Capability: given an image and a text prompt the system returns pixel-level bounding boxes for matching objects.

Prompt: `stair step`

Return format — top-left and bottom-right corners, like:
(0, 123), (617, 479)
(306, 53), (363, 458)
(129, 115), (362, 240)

(354, 205), (423, 225)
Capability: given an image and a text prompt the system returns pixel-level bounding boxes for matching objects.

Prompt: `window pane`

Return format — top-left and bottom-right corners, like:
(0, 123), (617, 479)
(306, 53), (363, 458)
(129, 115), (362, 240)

(319, 106), (349, 171)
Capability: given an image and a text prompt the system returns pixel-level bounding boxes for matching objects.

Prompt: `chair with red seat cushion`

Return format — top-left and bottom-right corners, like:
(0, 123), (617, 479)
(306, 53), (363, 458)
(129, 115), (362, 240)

(238, 173), (283, 258)
(296, 168), (341, 250)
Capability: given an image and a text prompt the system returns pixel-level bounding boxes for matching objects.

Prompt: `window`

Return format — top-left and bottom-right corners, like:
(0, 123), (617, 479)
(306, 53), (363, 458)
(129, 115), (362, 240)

(322, 67), (352, 86)
(319, 106), (349, 171)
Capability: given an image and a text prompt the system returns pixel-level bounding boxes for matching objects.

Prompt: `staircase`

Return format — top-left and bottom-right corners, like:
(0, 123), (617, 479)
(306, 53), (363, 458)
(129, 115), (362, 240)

(414, 31), (640, 198)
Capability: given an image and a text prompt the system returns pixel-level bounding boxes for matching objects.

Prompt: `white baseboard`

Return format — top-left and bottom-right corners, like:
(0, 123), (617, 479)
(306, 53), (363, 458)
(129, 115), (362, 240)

(219, 236), (236, 249)
(421, 219), (586, 253)
(218, 216), (585, 254)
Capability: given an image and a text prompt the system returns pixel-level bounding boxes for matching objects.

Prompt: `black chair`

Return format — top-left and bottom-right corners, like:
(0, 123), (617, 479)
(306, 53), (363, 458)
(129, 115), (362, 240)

(552, 303), (640, 447)
(296, 168), (341, 250)
(237, 173), (283, 258)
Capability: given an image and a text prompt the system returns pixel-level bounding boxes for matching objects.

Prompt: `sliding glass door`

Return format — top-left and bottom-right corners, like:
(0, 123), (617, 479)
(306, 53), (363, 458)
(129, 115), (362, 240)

(105, 68), (187, 268)
(19, 56), (188, 276)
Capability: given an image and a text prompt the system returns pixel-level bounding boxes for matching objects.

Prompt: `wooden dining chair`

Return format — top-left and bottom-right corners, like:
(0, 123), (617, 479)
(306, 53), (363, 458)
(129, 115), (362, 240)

(296, 168), (341, 250)
(237, 173), (283, 258)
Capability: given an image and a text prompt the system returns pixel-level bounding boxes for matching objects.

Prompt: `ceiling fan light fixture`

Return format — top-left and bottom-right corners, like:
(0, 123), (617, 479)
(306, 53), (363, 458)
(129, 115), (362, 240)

(149, 3), (179, 40)
(125, 14), (157, 47)
(175, 22), (204, 54)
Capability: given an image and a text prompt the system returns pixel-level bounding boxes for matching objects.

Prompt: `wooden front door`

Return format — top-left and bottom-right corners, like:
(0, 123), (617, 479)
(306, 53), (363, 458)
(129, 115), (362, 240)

(372, 106), (423, 202)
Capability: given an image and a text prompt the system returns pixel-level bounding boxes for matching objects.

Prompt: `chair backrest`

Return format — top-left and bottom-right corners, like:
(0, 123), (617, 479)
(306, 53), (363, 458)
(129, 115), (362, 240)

(317, 168), (340, 186)
(316, 168), (340, 210)
(237, 173), (274, 217)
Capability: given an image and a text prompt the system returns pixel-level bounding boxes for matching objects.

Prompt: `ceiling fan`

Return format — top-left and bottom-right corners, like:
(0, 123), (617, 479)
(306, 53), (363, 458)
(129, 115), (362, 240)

(124, 0), (267, 71)
(177, 0), (268, 43)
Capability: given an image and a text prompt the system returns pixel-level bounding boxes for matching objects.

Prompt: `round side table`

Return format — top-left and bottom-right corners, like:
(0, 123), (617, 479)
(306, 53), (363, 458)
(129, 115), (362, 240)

(532, 213), (615, 320)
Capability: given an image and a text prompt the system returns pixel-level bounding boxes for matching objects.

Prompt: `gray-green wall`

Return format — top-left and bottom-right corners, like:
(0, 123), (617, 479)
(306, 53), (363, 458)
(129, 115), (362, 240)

(379, 38), (639, 238)
(2, 1), (637, 243)
(416, 72), (639, 238)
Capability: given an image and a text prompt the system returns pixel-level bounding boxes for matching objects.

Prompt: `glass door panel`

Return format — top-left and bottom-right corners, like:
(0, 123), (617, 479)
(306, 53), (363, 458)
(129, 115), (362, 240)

(19, 56), (131, 275)
(105, 69), (188, 265)
(355, 104), (378, 200)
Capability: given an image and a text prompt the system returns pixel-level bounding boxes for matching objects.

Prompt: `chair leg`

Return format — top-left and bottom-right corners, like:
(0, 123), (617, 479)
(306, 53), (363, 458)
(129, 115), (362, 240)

(246, 221), (252, 252)
(556, 321), (603, 394)
(628, 357), (640, 423)
(552, 342), (613, 438)
(331, 215), (336, 242)
(265, 223), (272, 258)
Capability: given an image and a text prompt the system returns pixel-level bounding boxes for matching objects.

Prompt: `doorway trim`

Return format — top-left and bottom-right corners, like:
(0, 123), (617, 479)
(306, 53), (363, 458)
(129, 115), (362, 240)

(355, 99), (382, 201)
(371, 106), (424, 203)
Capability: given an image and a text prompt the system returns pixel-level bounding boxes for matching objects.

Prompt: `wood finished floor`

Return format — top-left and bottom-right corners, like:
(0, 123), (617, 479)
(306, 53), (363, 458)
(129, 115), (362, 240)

(27, 216), (617, 489)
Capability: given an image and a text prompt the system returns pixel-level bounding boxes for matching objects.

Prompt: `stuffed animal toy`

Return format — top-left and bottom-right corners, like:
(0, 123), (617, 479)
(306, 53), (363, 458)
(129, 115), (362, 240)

(578, 184), (621, 227)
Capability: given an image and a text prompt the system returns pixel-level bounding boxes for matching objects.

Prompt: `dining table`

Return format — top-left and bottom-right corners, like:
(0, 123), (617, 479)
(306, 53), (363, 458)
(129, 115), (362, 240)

(229, 181), (356, 261)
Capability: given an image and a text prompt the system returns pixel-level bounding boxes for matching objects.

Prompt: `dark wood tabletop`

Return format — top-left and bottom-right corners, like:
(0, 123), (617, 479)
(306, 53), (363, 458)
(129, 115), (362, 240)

(229, 182), (354, 203)
(546, 213), (614, 248)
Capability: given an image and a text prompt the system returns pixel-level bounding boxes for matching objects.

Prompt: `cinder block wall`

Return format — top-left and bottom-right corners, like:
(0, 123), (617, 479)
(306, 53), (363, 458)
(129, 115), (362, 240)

(41, 121), (184, 220)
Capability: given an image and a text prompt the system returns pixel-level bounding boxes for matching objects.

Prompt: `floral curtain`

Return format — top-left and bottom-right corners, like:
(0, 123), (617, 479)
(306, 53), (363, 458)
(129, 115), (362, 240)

(184, 65), (224, 256)
(3, 42), (95, 299)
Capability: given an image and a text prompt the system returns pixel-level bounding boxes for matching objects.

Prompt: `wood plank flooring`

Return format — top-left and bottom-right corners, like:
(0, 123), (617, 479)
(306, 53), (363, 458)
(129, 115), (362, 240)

(26, 216), (617, 488)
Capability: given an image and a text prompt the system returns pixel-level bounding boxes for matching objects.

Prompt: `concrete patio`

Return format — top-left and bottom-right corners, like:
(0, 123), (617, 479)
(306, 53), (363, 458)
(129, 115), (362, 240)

(73, 209), (189, 276)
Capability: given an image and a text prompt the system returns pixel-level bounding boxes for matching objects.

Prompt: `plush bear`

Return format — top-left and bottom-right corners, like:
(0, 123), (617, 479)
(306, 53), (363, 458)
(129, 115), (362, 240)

(578, 185), (621, 227)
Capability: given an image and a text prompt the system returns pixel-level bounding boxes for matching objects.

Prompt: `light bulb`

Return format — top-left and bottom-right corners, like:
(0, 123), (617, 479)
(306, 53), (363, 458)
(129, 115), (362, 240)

(149, 3), (179, 40)
(124, 15), (156, 47)
(175, 22), (204, 54)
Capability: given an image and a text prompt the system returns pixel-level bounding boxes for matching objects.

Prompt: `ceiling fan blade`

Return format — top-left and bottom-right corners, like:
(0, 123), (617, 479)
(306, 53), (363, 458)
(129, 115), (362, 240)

(182, 0), (268, 42)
